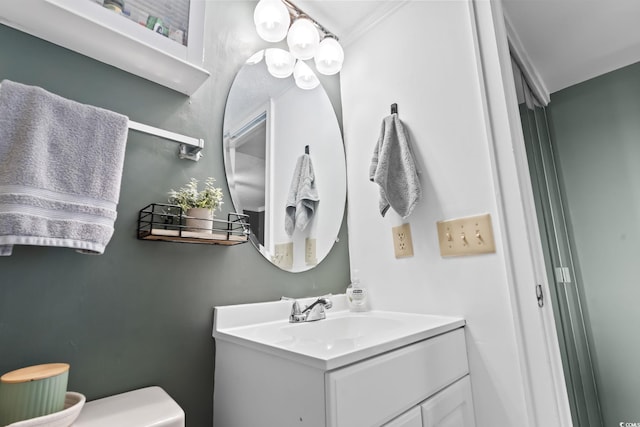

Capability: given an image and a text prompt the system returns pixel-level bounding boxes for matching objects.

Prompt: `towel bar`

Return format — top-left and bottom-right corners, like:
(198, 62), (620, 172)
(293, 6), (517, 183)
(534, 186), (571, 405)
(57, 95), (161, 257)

(127, 120), (204, 161)
(0, 82), (204, 162)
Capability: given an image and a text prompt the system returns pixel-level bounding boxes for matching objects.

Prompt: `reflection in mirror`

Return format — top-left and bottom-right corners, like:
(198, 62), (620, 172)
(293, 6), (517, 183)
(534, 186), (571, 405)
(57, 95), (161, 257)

(223, 50), (346, 272)
(97, 0), (190, 46)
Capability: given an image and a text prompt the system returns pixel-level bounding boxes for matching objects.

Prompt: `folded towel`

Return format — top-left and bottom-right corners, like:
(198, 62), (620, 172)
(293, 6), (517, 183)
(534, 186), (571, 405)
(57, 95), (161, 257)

(370, 113), (421, 218)
(0, 80), (129, 255)
(285, 154), (319, 236)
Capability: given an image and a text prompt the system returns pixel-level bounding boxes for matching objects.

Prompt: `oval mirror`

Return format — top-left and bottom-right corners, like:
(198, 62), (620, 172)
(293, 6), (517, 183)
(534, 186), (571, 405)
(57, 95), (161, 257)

(223, 49), (346, 272)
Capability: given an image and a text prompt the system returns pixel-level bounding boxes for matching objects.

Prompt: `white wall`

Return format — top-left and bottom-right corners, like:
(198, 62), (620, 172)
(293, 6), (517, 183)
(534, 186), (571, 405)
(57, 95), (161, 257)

(341, 1), (562, 426)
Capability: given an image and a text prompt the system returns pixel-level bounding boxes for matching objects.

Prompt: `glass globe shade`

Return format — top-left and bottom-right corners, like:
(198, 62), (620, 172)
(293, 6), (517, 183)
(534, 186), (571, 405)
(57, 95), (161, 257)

(246, 50), (265, 65)
(314, 37), (344, 75)
(293, 60), (320, 90)
(265, 48), (295, 78)
(287, 18), (320, 60)
(253, 0), (290, 43)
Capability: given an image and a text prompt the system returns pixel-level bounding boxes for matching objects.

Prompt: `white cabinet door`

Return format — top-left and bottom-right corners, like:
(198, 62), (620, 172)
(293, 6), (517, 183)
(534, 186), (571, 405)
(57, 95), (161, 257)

(383, 407), (423, 427)
(421, 376), (475, 427)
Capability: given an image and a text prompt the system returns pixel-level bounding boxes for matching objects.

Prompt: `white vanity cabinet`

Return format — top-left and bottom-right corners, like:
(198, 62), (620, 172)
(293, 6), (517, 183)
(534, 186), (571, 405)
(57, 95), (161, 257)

(383, 407), (423, 427)
(420, 376), (475, 427)
(325, 329), (470, 426)
(383, 376), (475, 427)
(214, 326), (475, 427)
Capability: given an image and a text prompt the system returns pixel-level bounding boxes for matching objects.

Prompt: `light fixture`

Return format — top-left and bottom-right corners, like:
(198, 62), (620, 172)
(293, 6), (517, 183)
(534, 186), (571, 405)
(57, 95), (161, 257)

(314, 36), (344, 75)
(287, 17), (320, 60)
(253, 0), (291, 43)
(293, 60), (320, 90)
(246, 50), (265, 65)
(253, 0), (345, 77)
(265, 48), (295, 78)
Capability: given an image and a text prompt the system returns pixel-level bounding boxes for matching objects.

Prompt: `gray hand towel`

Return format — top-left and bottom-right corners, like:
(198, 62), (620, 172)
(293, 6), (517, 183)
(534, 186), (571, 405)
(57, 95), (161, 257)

(0, 80), (129, 255)
(285, 154), (319, 236)
(370, 113), (421, 218)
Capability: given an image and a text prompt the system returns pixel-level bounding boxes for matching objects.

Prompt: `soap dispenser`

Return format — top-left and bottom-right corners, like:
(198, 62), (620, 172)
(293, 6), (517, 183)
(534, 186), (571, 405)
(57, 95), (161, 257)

(346, 269), (368, 312)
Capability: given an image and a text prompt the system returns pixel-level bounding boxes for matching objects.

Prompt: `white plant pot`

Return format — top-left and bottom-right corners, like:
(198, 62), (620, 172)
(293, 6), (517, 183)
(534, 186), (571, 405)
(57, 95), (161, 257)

(185, 208), (214, 233)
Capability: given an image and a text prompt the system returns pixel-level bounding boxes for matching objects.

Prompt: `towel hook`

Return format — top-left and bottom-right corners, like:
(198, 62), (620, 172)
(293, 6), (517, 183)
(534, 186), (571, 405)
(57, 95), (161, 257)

(305, 145), (310, 154)
(391, 103), (398, 115)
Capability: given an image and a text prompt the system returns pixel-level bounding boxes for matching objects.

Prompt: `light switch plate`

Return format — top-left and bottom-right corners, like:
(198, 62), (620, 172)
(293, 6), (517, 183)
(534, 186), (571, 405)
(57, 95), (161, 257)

(273, 242), (293, 269)
(436, 214), (496, 257)
(305, 238), (317, 265)
(392, 223), (414, 258)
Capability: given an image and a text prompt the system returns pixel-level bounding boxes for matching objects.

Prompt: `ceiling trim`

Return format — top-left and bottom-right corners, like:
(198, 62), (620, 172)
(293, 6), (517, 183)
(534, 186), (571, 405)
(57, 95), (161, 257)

(340, 0), (411, 47)
(503, 12), (550, 106)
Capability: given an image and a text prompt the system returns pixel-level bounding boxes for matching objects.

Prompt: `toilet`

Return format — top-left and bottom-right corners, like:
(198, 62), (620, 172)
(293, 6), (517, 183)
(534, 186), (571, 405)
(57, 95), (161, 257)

(72, 386), (184, 427)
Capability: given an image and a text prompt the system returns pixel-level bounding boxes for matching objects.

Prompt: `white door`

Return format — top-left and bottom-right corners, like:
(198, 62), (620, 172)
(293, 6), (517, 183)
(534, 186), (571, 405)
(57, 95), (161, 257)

(383, 407), (422, 427)
(421, 376), (475, 427)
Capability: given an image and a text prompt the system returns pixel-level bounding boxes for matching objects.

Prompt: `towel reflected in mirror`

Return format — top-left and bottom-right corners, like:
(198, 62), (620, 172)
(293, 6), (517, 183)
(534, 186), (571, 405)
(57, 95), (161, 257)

(285, 153), (319, 236)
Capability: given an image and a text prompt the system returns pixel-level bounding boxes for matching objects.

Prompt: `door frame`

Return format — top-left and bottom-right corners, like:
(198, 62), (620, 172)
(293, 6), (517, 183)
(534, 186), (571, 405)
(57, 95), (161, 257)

(470, 1), (573, 425)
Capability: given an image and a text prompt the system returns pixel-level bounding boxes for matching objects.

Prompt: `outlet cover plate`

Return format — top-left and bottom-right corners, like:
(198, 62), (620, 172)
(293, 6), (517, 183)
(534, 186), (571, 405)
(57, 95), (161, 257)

(392, 223), (414, 258)
(305, 238), (317, 266)
(436, 213), (496, 257)
(273, 242), (293, 269)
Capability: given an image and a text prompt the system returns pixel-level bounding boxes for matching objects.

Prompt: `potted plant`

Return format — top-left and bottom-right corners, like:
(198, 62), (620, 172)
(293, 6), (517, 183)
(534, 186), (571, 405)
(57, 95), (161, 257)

(168, 177), (224, 233)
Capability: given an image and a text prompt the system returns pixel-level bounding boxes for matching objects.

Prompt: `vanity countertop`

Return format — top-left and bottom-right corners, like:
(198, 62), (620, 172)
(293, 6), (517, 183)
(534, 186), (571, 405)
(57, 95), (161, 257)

(213, 295), (465, 370)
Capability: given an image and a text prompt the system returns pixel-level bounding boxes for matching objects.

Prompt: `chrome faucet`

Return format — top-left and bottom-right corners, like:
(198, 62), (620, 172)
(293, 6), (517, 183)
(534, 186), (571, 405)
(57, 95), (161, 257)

(289, 296), (333, 323)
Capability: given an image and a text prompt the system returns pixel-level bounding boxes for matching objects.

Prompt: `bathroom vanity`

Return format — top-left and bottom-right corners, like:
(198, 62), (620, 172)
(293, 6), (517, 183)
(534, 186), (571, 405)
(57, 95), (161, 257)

(212, 296), (475, 427)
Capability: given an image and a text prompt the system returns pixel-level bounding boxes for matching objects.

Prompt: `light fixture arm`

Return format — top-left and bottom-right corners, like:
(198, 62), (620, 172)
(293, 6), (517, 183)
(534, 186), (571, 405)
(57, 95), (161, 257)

(281, 0), (339, 41)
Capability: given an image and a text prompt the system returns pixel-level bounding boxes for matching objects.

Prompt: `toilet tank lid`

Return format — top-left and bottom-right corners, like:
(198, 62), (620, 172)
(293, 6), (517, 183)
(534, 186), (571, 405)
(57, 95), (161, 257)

(72, 386), (185, 427)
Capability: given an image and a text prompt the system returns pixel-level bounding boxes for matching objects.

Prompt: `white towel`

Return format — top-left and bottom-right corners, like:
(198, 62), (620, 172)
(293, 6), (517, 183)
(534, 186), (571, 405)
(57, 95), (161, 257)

(0, 80), (129, 255)
(370, 113), (421, 218)
(285, 154), (319, 236)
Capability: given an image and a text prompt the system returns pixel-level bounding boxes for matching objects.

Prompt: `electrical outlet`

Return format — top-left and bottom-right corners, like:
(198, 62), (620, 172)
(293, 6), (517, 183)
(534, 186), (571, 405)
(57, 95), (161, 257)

(273, 242), (294, 270)
(436, 213), (496, 257)
(392, 223), (414, 258)
(305, 238), (317, 265)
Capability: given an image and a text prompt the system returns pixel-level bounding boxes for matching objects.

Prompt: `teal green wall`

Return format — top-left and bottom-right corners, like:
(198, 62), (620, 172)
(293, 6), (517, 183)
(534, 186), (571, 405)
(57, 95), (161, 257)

(0, 3), (349, 426)
(549, 61), (640, 426)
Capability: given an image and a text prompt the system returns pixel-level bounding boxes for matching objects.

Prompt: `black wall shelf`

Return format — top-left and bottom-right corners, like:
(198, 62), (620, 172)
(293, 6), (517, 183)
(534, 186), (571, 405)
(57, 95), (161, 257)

(137, 203), (250, 246)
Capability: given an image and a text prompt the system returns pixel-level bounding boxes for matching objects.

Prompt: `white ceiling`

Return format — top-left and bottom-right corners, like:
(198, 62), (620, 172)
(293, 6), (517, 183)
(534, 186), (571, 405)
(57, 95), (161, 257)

(501, 0), (640, 94)
(295, 1), (640, 95)
(294, 1), (407, 46)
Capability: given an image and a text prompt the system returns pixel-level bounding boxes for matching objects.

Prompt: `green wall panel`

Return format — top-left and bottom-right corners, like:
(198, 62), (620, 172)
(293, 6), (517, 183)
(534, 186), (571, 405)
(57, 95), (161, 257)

(0, 3), (349, 426)
(549, 61), (640, 427)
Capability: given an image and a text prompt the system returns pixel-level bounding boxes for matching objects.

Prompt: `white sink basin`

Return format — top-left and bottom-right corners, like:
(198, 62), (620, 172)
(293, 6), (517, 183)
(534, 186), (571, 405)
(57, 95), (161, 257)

(213, 295), (465, 370)
(281, 315), (403, 341)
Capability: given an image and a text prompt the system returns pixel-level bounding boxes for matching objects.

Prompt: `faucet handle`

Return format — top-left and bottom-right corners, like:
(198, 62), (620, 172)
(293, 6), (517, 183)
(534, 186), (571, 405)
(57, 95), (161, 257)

(290, 301), (305, 323)
(291, 300), (302, 315)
